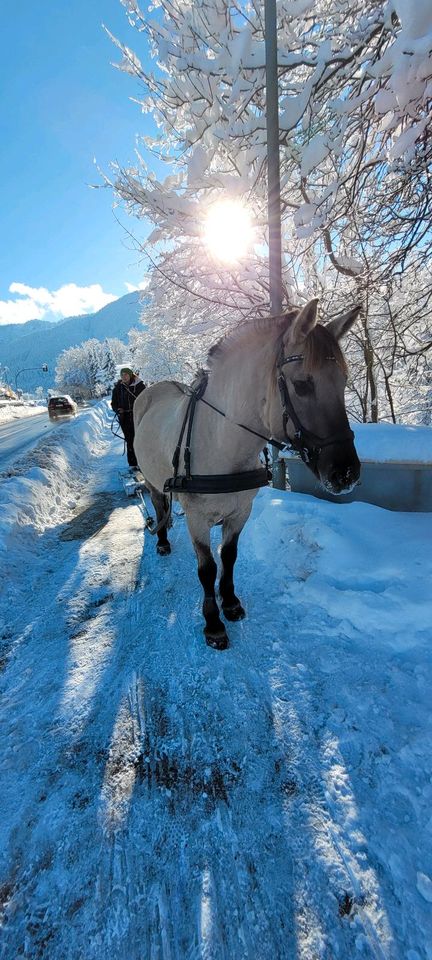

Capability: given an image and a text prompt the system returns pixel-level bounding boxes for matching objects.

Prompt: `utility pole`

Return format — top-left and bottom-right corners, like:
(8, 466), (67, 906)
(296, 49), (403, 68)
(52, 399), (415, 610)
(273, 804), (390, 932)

(264, 0), (283, 317)
(264, 0), (286, 489)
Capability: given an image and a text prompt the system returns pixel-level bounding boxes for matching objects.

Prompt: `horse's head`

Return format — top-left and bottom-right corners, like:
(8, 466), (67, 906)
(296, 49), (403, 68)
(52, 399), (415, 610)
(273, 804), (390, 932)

(277, 299), (361, 494)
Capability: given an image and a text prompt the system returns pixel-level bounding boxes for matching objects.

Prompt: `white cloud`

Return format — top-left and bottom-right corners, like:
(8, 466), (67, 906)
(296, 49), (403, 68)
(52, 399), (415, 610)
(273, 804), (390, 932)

(0, 282), (118, 326)
(124, 279), (150, 293)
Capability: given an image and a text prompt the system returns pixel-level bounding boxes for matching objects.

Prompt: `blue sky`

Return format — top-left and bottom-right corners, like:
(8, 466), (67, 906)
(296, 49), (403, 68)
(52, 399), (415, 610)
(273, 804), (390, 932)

(0, 1), (158, 323)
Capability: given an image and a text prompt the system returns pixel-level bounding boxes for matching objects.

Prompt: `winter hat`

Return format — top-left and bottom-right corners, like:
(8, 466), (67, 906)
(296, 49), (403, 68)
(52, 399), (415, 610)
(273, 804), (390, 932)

(120, 366), (134, 376)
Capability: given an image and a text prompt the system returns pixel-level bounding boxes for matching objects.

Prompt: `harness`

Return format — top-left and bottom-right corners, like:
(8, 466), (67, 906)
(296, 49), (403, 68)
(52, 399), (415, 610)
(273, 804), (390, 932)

(163, 349), (353, 495)
(164, 373), (269, 494)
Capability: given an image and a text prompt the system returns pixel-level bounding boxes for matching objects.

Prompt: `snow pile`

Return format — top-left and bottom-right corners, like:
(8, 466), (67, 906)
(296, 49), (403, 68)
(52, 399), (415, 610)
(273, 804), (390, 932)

(351, 422), (432, 462)
(0, 402), (110, 569)
(0, 402), (46, 423)
(247, 491), (432, 638)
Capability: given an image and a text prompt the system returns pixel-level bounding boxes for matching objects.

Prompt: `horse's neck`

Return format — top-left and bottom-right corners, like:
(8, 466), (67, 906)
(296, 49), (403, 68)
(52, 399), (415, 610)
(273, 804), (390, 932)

(202, 335), (278, 457)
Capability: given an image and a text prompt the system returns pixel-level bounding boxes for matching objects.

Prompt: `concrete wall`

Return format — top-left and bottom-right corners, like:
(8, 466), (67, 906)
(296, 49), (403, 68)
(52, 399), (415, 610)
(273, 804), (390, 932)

(284, 458), (432, 512)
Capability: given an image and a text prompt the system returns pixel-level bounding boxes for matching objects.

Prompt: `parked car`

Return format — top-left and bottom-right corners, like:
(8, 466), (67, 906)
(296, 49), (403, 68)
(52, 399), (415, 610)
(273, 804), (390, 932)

(47, 395), (78, 418)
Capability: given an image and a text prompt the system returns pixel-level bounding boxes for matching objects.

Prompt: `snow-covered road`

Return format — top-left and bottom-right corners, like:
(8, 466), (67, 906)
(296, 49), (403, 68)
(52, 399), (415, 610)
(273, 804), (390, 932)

(0, 411), (60, 472)
(1, 402), (431, 960)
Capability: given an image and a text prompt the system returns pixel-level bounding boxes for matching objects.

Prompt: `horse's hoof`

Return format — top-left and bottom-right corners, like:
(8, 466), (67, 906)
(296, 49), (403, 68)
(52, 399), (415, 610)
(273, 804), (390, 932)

(204, 630), (229, 650)
(157, 543), (171, 556)
(222, 603), (245, 622)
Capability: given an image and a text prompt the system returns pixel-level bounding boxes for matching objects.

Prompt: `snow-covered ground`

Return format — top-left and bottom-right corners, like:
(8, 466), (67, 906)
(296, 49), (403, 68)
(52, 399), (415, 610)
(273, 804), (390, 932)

(0, 401), (431, 960)
(0, 401), (46, 423)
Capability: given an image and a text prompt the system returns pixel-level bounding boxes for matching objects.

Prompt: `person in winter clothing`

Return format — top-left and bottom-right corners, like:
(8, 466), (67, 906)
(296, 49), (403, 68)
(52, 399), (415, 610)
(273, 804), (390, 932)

(111, 367), (145, 468)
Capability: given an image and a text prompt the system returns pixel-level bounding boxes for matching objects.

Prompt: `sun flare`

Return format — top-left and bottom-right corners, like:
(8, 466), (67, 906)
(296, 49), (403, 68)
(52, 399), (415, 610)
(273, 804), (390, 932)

(203, 200), (254, 263)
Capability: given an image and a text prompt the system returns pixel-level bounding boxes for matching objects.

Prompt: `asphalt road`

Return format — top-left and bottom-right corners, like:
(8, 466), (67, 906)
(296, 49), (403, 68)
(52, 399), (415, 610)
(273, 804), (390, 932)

(0, 411), (68, 472)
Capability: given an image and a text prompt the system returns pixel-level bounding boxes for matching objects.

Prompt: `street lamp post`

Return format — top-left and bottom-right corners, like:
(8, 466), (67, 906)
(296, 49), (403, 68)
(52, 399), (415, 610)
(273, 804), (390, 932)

(15, 365), (49, 394)
(264, 0), (286, 489)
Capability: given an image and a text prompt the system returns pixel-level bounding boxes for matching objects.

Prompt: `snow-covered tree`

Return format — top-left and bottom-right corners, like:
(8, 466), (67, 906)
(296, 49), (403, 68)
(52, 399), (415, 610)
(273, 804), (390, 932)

(128, 313), (199, 383)
(108, 0), (432, 421)
(100, 339), (118, 390)
(56, 342), (101, 398)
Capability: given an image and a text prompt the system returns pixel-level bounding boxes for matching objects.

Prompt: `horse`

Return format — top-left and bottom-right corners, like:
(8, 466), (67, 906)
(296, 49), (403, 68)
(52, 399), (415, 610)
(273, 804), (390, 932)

(133, 299), (361, 650)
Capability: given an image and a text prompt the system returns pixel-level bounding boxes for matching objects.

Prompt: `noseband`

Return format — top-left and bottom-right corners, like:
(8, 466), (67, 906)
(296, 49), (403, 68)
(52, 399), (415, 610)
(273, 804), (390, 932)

(277, 351), (354, 468)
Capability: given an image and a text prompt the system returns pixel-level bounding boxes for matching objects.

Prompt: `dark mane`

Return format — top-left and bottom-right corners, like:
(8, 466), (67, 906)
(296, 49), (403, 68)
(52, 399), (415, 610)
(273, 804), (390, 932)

(304, 324), (348, 376)
(205, 311), (348, 376)
(206, 311), (298, 368)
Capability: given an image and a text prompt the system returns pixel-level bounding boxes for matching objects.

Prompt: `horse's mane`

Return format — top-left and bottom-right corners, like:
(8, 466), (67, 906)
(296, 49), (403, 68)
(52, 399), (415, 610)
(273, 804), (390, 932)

(205, 311), (348, 376)
(206, 311), (296, 368)
(303, 324), (348, 376)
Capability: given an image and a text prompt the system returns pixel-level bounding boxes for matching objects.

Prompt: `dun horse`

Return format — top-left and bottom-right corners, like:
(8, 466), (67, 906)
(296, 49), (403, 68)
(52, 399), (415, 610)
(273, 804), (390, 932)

(133, 299), (360, 649)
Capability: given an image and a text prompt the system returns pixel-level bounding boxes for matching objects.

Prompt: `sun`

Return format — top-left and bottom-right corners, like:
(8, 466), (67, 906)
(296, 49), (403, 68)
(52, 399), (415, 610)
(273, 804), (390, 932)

(203, 200), (254, 263)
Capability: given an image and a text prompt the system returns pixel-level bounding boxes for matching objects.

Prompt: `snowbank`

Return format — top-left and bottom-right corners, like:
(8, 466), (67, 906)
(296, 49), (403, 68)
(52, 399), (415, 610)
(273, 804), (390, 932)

(247, 489), (432, 641)
(0, 402), (46, 423)
(353, 422), (432, 463)
(0, 402), (110, 572)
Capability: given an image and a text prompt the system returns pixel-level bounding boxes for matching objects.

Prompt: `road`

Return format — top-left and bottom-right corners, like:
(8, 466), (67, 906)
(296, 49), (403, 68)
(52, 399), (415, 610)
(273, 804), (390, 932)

(0, 411), (69, 471)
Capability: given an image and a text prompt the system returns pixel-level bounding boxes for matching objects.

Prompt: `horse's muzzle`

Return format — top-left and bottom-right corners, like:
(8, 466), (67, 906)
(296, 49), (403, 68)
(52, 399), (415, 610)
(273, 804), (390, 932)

(318, 445), (361, 495)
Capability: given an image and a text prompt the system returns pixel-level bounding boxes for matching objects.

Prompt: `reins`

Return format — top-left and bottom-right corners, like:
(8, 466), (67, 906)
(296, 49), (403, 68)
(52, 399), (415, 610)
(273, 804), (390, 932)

(199, 392), (286, 452)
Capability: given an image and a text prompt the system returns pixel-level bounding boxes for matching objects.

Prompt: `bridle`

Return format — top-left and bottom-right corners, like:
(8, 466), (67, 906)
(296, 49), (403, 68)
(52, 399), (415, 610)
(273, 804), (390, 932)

(163, 347), (355, 495)
(276, 349), (354, 470)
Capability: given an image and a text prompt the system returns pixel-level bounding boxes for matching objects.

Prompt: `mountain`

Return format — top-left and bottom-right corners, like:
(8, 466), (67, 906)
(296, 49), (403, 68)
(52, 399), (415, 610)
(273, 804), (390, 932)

(0, 319), (52, 343)
(0, 293), (144, 392)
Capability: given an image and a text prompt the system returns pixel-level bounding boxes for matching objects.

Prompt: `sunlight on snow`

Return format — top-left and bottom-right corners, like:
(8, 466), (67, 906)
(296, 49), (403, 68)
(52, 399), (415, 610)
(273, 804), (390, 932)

(59, 609), (116, 723)
(100, 695), (138, 828)
(313, 732), (394, 952)
(58, 514), (143, 723)
(270, 673), (394, 953)
(200, 866), (213, 947)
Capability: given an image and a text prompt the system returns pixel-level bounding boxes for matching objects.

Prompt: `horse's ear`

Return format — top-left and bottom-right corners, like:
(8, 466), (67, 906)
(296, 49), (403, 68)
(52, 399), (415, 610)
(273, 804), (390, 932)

(289, 298), (319, 341)
(326, 305), (361, 341)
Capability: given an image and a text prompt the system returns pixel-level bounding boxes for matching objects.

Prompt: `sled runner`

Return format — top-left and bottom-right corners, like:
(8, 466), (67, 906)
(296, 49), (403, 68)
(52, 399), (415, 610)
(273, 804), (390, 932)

(119, 467), (148, 498)
(120, 468), (183, 534)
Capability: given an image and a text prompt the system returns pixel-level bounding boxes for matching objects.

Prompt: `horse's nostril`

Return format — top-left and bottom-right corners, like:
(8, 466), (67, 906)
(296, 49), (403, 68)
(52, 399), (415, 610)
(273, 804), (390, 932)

(327, 463), (360, 493)
(329, 472), (344, 492)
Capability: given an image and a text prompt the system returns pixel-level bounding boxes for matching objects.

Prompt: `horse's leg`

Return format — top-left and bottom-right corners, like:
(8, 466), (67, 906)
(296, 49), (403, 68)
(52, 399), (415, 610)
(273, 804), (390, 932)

(185, 514), (228, 650)
(219, 507), (252, 621)
(148, 484), (171, 556)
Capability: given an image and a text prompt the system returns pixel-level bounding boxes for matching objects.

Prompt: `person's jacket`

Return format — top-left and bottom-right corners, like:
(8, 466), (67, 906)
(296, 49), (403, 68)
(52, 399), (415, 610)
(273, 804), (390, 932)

(111, 377), (145, 415)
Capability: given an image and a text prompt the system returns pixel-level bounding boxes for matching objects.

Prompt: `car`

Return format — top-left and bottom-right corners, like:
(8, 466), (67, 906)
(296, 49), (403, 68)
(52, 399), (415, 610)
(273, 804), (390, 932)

(47, 395), (78, 418)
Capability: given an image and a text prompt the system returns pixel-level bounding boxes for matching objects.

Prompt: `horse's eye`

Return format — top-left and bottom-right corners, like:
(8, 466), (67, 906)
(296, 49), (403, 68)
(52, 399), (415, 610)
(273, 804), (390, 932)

(293, 378), (314, 397)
